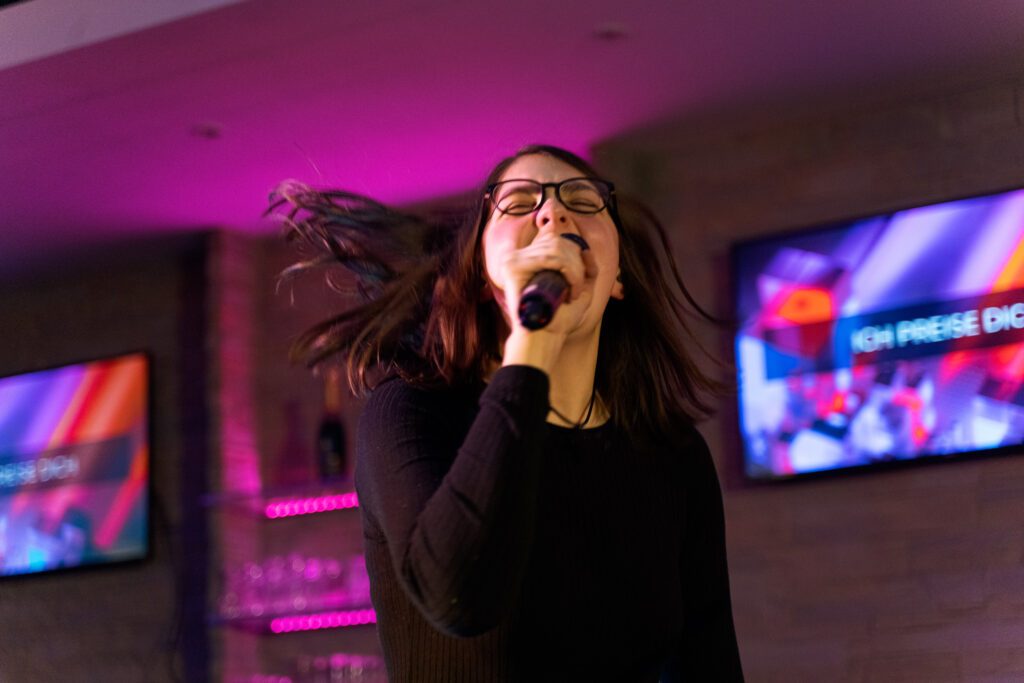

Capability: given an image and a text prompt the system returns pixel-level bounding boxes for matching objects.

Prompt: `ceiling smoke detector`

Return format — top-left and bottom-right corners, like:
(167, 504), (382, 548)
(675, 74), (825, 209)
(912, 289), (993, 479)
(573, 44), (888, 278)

(592, 22), (629, 42)
(189, 122), (223, 140)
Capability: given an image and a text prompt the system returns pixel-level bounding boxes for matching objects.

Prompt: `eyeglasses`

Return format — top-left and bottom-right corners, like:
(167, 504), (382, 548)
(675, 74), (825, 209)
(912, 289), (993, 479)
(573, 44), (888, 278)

(486, 177), (616, 216)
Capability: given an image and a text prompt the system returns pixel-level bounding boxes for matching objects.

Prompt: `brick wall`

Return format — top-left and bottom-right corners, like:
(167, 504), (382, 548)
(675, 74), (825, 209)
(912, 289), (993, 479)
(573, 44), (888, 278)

(0, 236), (209, 682)
(595, 76), (1024, 682)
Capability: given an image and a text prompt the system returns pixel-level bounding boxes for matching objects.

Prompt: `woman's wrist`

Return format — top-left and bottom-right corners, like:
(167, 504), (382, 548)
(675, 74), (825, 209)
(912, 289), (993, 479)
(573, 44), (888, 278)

(501, 328), (566, 376)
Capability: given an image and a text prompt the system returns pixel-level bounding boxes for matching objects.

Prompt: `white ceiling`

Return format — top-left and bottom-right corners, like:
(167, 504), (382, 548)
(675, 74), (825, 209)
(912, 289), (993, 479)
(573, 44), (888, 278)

(1, 0), (1022, 278)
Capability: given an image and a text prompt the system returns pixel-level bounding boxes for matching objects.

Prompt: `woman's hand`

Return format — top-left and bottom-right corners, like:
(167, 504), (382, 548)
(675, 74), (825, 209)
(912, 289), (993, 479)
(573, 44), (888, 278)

(496, 231), (599, 336)
(496, 231), (600, 374)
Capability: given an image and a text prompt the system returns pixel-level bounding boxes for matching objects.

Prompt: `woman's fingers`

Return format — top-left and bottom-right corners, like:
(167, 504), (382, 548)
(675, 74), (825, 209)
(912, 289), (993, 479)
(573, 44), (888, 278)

(497, 230), (598, 329)
(503, 234), (585, 291)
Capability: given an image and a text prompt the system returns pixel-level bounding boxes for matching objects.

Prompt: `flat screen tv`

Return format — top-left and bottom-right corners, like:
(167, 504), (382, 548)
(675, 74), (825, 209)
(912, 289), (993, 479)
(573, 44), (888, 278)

(733, 188), (1024, 481)
(0, 352), (150, 576)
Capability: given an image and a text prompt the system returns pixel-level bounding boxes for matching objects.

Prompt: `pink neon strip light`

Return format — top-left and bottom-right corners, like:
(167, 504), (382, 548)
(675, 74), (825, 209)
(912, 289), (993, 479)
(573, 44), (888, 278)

(264, 492), (359, 519)
(269, 608), (377, 633)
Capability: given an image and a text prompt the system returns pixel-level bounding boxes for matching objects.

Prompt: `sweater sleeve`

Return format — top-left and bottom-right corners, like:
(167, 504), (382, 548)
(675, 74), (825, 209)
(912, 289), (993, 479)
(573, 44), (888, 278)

(355, 365), (550, 637)
(662, 427), (745, 682)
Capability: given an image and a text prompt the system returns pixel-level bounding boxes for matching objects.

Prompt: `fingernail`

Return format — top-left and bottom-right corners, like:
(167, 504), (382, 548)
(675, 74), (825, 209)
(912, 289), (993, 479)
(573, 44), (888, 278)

(560, 233), (590, 251)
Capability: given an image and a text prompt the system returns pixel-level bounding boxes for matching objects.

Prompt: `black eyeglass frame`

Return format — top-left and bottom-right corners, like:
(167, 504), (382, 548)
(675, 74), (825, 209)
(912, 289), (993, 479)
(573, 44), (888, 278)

(485, 177), (617, 216)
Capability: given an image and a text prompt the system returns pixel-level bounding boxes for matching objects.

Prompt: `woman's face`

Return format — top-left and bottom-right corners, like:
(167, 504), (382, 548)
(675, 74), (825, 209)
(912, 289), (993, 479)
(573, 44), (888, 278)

(480, 153), (624, 338)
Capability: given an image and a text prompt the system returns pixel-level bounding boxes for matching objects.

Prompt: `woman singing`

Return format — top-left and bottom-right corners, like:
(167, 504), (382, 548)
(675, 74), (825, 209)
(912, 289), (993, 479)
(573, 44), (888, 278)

(272, 145), (744, 682)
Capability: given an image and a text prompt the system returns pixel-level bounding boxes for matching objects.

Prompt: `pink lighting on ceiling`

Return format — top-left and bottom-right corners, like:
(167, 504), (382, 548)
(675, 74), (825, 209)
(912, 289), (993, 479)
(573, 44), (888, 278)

(2, 0), (1023, 281)
(264, 492), (359, 518)
(269, 608), (377, 633)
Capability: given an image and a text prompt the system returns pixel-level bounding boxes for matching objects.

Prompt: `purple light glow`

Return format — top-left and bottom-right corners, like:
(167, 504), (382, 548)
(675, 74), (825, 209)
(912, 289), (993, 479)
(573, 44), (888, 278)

(269, 608), (377, 634)
(20, 366), (83, 453)
(264, 492), (359, 519)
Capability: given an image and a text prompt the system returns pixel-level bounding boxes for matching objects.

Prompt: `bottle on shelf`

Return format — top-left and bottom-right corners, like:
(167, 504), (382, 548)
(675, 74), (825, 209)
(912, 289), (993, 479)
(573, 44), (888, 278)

(316, 366), (348, 482)
(273, 400), (315, 487)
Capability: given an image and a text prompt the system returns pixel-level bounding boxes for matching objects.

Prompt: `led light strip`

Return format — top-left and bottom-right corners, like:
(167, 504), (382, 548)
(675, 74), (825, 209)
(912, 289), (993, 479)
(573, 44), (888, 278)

(269, 608), (377, 633)
(264, 492), (359, 518)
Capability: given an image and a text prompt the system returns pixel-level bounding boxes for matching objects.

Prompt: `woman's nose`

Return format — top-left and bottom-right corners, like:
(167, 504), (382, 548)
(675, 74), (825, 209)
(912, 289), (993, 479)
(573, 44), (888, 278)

(535, 188), (570, 229)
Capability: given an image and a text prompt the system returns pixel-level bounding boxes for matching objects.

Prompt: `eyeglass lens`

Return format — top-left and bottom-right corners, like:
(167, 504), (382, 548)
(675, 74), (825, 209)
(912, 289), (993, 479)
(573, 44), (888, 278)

(492, 178), (609, 215)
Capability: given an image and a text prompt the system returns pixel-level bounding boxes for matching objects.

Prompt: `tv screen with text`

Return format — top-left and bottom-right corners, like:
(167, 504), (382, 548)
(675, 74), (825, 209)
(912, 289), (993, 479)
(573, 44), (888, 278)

(734, 189), (1024, 480)
(0, 353), (149, 575)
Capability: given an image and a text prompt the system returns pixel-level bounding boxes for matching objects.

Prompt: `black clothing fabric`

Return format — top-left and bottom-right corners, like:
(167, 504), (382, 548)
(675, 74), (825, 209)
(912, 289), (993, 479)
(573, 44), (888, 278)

(355, 365), (744, 682)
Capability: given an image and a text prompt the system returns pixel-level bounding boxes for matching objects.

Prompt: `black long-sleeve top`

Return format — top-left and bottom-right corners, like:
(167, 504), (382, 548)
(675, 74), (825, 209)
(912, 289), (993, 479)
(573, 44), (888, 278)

(355, 365), (744, 682)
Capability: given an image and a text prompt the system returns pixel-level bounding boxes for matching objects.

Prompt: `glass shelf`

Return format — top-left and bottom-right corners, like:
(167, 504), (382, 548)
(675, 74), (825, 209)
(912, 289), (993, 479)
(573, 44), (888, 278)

(211, 605), (377, 634)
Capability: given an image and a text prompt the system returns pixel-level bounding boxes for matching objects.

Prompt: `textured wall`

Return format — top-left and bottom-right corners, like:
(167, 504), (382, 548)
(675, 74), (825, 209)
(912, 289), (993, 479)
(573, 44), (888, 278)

(595, 76), (1024, 682)
(207, 231), (378, 682)
(0, 236), (209, 682)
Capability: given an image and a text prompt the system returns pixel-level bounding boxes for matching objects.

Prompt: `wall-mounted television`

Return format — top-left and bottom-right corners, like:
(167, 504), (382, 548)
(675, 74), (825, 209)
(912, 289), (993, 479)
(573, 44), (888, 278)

(0, 352), (150, 576)
(733, 188), (1024, 481)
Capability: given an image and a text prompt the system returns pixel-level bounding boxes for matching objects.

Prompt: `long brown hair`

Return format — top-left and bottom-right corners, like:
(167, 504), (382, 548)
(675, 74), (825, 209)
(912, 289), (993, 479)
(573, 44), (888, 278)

(270, 144), (726, 435)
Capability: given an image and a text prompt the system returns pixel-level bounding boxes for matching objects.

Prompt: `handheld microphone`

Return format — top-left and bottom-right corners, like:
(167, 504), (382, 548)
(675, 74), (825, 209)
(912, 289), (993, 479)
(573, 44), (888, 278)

(517, 234), (589, 330)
